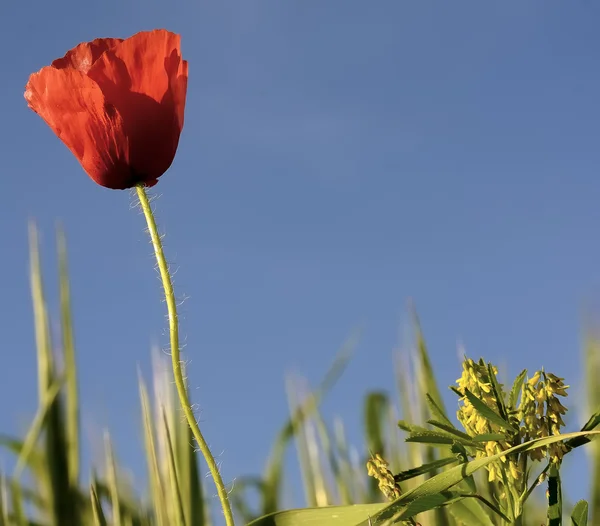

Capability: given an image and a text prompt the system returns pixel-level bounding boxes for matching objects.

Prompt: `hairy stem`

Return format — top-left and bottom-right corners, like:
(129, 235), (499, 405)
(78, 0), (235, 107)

(136, 184), (235, 526)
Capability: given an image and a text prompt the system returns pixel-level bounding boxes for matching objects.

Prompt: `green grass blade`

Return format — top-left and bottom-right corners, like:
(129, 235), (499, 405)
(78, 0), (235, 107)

(90, 482), (108, 526)
(161, 408), (187, 526)
(247, 503), (387, 526)
(13, 376), (63, 479)
(104, 432), (122, 526)
(410, 304), (445, 414)
(29, 222), (79, 526)
(286, 376), (319, 508)
(139, 375), (168, 526)
(57, 227), (80, 489)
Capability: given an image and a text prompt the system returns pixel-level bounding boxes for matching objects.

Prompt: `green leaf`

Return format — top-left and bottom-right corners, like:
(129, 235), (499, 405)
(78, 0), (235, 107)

(508, 369), (527, 410)
(399, 421), (478, 447)
(425, 395), (455, 429)
(447, 496), (495, 526)
(247, 504), (386, 526)
(486, 363), (509, 421)
(90, 483), (108, 526)
(394, 457), (458, 483)
(571, 500), (588, 526)
(57, 228), (80, 490)
(462, 389), (516, 432)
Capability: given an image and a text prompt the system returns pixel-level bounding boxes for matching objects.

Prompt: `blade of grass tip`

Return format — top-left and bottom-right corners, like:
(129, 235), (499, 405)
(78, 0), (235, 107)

(28, 222), (53, 406)
(300, 393), (331, 507)
(583, 330), (600, 525)
(161, 407), (186, 526)
(409, 301), (445, 414)
(104, 432), (122, 526)
(57, 227), (80, 489)
(29, 222), (78, 526)
(332, 417), (356, 505)
(139, 373), (168, 526)
(409, 305), (452, 526)
(90, 482), (108, 526)
(261, 332), (357, 515)
(286, 375), (318, 508)
(300, 390), (333, 507)
(394, 352), (421, 487)
(312, 410), (347, 506)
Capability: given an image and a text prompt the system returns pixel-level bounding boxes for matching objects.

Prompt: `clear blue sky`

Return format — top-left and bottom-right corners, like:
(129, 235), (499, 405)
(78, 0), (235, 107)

(2, 0), (600, 518)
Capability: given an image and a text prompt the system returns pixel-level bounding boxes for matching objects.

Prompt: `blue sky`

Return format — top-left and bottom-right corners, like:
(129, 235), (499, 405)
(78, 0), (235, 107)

(1, 0), (600, 519)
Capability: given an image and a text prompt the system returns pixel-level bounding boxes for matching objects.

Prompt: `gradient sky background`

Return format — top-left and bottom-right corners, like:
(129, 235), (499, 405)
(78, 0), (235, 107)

(1, 0), (600, 521)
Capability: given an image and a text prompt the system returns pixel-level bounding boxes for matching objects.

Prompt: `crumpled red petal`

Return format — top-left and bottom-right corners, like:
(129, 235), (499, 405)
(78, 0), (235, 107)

(88, 30), (188, 183)
(25, 67), (137, 189)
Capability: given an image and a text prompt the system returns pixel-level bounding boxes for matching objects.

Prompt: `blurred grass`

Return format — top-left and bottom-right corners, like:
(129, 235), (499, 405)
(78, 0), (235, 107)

(0, 226), (598, 525)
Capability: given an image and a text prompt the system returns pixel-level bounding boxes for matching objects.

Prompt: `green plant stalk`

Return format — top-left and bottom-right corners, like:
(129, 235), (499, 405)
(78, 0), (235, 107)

(136, 184), (235, 526)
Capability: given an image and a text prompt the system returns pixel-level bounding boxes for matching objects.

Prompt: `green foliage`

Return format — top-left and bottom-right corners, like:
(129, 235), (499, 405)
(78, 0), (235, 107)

(2, 227), (600, 525)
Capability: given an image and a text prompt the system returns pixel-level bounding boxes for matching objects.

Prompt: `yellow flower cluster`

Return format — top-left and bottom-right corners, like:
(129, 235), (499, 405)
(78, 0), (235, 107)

(518, 371), (569, 463)
(455, 358), (519, 482)
(366, 453), (402, 501)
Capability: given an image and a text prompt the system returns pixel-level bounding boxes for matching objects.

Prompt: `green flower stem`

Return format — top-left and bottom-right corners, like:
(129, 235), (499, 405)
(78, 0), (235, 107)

(136, 184), (235, 526)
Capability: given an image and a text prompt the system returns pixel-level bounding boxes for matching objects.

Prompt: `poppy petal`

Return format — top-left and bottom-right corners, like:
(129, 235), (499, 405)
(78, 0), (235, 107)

(25, 67), (137, 189)
(87, 29), (187, 182)
(52, 37), (123, 73)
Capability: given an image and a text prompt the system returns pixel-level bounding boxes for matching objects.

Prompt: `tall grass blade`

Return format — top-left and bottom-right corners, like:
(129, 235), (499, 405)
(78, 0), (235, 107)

(161, 408), (186, 526)
(104, 432), (122, 526)
(29, 223), (79, 526)
(139, 375), (168, 526)
(90, 482), (108, 526)
(57, 228), (80, 490)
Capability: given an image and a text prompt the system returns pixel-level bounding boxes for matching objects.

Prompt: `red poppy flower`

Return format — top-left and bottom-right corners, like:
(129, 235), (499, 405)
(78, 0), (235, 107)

(25, 29), (188, 189)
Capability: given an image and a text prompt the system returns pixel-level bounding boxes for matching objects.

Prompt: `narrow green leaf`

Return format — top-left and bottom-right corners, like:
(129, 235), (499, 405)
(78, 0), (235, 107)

(462, 389), (515, 432)
(57, 228), (80, 489)
(247, 503), (387, 526)
(424, 395), (455, 429)
(90, 483), (108, 526)
(104, 433), (122, 526)
(394, 457), (457, 483)
(486, 363), (509, 421)
(508, 369), (527, 410)
(13, 376), (63, 479)
(139, 375), (168, 526)
(161, 408), (186, 526)
(426, 421), (474, 441)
